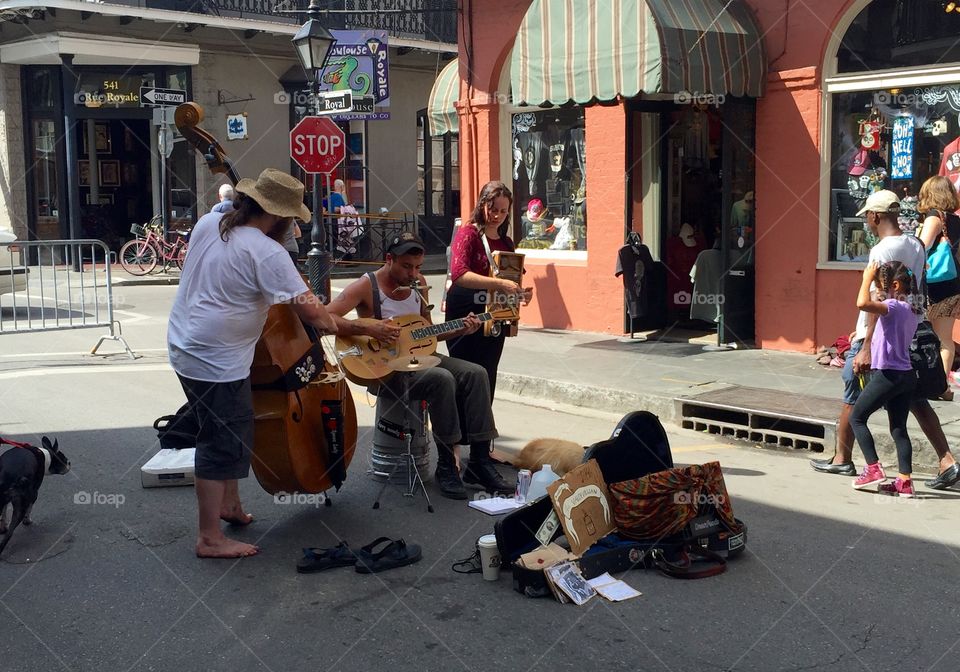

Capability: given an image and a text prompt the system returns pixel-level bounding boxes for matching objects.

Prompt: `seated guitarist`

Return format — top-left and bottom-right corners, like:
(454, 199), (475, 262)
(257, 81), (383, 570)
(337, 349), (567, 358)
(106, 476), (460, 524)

(327, 232), (514, 499)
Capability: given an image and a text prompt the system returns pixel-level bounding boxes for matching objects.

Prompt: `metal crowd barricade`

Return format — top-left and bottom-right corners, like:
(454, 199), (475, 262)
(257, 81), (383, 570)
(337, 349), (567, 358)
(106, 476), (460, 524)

(0, 239), (135, 359)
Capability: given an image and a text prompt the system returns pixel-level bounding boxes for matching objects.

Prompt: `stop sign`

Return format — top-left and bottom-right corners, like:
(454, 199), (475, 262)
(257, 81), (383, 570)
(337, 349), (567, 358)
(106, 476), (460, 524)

(290, 116), (345, 175)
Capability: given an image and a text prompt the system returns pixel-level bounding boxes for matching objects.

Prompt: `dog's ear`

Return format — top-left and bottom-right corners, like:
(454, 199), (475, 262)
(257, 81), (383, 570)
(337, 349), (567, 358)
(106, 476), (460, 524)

(42, 436), (52, 450)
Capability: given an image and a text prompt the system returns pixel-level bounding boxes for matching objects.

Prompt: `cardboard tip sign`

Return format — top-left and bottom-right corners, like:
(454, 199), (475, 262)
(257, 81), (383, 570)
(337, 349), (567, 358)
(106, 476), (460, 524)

(546, 459), (615, 557)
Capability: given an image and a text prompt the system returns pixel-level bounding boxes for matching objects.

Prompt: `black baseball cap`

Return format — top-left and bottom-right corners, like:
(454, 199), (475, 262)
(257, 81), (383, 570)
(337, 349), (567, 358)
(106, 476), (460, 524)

(387, 231), (425, 256)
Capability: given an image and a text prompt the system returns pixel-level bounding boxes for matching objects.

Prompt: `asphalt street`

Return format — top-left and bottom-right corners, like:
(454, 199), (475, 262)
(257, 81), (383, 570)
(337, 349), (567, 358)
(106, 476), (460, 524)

(1, 284), (960, 672)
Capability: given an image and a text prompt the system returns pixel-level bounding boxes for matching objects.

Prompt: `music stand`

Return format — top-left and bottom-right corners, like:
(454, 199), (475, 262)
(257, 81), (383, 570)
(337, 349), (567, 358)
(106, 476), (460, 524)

(372, 370), (435, 513)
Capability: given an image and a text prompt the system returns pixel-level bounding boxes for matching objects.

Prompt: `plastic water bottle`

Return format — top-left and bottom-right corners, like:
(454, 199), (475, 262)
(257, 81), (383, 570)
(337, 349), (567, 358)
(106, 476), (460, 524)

(526, 464), (559, 502)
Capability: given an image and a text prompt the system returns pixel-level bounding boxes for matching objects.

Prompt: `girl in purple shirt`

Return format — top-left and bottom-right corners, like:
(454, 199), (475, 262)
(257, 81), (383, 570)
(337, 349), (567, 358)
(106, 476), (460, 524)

(850, 261), (923, 497)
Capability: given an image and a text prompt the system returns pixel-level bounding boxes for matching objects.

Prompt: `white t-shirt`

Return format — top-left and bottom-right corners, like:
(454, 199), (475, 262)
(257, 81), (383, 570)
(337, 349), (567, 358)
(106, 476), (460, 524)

(168, 212), (308, 382)
(853, 233), (925, 342)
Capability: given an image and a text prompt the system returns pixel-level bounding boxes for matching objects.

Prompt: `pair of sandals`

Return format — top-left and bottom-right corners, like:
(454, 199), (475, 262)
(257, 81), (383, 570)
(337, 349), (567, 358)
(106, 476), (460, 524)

(296, 537), (422, 574)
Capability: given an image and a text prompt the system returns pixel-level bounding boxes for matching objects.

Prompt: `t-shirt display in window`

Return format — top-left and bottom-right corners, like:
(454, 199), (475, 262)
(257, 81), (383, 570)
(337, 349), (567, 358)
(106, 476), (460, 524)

(512, 108), (586, 251)
(938, 136), (960, 192)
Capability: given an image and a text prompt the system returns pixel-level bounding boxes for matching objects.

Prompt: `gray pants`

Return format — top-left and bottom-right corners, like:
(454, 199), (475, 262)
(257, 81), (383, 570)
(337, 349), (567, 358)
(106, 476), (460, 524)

(378, 354), (497, 446)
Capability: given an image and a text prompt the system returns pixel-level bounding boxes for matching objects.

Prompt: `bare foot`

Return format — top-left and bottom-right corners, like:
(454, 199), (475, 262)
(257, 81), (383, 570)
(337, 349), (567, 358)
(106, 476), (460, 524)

(196, 535), (259, 559)
(219, 506), (253, 527)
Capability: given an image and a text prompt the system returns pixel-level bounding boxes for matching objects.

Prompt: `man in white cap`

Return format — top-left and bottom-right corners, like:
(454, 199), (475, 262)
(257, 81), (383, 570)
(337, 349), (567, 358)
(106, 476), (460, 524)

(168, 168), (339, 559)
(810, 190), (960, 488)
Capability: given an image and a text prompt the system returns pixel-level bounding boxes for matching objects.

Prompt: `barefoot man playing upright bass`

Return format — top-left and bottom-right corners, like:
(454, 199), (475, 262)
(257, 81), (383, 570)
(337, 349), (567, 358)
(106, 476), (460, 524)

(167, 169), (339, 559)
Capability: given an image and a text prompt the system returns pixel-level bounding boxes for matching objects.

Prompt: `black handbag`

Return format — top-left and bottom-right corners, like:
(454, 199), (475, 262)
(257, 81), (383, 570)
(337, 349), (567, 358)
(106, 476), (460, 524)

(910, 320), (947, 399)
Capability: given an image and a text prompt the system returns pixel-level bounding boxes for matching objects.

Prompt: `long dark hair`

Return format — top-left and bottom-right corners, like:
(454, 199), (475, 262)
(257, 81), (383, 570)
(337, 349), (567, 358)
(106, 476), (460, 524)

(468, 180), (513, 238)
(219, 194), (265, 241)
(876, 261), (923, 315)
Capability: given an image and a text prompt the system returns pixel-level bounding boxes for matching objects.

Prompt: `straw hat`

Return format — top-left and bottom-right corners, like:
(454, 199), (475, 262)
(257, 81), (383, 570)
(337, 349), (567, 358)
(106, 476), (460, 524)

(235, 168), (311, 221)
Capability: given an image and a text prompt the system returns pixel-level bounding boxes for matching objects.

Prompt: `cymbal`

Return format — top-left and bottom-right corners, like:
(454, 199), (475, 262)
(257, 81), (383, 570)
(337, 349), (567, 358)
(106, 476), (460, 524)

(387, 355), (441, 372)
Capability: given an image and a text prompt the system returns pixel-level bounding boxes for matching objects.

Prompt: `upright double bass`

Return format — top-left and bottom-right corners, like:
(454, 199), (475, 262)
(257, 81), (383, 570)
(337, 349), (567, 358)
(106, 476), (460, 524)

(174, 103), (358, 496)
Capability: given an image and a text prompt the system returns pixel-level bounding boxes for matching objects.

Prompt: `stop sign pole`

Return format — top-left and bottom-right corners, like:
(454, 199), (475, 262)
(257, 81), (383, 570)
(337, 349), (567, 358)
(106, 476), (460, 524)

(290, 116), (346, 303)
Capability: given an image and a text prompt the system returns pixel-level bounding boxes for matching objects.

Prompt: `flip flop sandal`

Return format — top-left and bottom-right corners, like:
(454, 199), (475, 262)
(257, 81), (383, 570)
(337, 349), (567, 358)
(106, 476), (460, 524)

(296, 541), (356, 574)
(354, 538), (422, 574)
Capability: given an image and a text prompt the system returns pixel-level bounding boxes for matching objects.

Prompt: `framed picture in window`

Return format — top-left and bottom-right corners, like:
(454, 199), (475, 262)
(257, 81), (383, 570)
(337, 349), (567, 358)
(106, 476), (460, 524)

(82, 123), (112, 155)
(99, 160), (120, 187)
(78, 160), (90, 187)
(85, 193), (113, 205)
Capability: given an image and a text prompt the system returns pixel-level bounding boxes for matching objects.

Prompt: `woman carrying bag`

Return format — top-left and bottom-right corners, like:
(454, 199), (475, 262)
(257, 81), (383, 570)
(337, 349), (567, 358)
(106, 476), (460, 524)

(918, 175), (960, 399)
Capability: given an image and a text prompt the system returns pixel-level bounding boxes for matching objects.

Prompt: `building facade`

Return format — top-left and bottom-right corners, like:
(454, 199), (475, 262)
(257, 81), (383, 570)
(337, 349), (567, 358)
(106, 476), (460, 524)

(0, 0), (457, 254)
(446, 0), (958, 352)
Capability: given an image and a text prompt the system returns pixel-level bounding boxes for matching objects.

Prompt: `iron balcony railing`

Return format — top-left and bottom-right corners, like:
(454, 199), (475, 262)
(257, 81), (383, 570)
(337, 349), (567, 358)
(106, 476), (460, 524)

(102, 0), (458, 44)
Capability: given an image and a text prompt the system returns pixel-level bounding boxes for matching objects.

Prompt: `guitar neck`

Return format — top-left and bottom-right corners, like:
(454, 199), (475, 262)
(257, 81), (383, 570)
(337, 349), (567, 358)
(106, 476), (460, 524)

(410, 313), (494, 341)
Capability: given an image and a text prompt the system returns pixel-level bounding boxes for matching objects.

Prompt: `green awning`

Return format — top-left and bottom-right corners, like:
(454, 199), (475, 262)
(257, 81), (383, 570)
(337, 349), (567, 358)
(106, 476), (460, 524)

(428, 58), (460, 136)
(511, 0), (767, 106)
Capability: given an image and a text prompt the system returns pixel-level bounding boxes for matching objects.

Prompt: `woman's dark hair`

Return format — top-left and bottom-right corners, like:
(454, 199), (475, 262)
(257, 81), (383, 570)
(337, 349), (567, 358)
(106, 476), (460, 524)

(469, 180), (513, 238)
(219, 194), (265, 241)
(876, 261), (923, 315)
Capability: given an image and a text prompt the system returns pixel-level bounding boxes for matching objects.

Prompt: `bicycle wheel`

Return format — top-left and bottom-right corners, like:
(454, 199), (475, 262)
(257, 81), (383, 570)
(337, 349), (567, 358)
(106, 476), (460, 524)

(119, 239), (158, 275)
(175, 242), (188, 270)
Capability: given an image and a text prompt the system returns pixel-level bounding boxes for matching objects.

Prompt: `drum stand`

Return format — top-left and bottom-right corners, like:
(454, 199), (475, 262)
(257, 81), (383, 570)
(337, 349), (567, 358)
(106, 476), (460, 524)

(373, 372), (434, 513)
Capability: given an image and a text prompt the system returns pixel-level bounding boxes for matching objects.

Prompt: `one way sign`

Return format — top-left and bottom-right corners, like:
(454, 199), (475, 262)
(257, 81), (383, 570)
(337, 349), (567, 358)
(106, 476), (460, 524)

(140, 87), (187, 107)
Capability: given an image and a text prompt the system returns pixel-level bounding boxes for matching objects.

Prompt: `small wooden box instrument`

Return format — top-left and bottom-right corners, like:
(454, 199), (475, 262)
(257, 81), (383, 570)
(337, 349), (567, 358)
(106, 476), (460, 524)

(485, 250), (524, 337)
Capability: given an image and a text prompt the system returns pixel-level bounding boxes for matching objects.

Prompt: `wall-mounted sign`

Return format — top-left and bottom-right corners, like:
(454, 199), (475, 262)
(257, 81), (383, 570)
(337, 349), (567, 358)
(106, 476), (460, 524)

(227, 113), (248, 140)
(891, 115), (914, 180)
(317, 29), (389, 121)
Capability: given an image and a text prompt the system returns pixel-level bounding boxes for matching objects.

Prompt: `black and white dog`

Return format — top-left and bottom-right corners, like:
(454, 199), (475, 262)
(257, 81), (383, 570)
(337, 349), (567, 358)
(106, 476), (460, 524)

(0, 437), (70, 556)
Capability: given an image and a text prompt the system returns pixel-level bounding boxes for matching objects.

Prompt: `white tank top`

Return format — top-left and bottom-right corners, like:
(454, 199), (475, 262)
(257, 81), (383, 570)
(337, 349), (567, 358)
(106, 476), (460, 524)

(366, 274), (421, 319)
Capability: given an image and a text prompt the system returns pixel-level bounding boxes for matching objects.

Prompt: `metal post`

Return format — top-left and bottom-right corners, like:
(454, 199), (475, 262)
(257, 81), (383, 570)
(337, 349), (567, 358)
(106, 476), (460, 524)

(307, 76), (332, 302)
(60, 54), (82, 272)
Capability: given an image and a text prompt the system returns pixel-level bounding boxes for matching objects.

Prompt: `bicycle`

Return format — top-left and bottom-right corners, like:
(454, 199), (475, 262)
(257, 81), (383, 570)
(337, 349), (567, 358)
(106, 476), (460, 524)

(119, 219), (191, 276)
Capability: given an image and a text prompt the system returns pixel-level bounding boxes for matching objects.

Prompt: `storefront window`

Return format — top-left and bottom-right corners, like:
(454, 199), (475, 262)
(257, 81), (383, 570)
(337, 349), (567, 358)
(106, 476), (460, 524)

(512, 108), (586, 251)
(827, 84), (960, 262)
(838, 1), (960, 73)
(31, 119), (59, 240)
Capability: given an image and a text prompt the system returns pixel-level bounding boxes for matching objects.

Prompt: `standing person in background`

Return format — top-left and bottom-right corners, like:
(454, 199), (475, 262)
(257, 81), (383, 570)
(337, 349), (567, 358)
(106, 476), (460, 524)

(212, 183), (235, 213)
(917, 175), (960, 398)
(445, 181), (532, 398)
(281, 220), (302, 264)
(323, 178), (348, 214)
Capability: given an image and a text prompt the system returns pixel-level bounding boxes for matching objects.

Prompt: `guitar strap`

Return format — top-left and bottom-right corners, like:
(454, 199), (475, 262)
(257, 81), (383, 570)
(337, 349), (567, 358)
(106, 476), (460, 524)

(366, 271), (383, 320)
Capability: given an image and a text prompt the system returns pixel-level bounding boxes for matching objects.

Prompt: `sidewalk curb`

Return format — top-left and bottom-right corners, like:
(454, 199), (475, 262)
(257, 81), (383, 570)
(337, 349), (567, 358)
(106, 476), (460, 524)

(498, 372), (677, 424)
(499, 372), (950, 472)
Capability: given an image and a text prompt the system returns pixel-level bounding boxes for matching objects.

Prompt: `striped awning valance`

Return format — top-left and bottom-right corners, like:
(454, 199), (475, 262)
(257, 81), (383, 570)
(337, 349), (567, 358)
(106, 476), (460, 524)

(428, 58), (460, 136)
(510, 0), (767, 107)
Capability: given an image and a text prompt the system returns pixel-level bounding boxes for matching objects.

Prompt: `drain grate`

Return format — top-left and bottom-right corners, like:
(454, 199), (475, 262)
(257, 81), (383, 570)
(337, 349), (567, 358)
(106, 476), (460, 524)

(674, 386), (838, 452)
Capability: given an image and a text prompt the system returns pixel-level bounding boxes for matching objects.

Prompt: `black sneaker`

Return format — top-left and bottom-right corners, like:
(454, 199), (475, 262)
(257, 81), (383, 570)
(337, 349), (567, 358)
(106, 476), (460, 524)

(463, 460), (514, 496)
(435, 461), (467, 500)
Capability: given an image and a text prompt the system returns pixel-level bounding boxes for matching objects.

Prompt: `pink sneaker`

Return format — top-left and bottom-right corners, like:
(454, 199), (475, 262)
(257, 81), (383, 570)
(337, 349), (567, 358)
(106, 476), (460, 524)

(853, 462), (886, 490)
(878, 477), (915, 498)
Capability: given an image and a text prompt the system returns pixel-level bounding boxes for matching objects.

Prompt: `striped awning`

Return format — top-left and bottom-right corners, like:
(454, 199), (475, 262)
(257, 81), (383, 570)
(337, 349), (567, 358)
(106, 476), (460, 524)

(511, 0), (766, 106)
(428, 58), (460, 136)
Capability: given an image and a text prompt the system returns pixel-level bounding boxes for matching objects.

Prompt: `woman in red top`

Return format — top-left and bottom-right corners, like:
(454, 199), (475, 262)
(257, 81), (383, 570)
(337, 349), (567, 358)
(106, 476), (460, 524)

(445, 181), (530, 398)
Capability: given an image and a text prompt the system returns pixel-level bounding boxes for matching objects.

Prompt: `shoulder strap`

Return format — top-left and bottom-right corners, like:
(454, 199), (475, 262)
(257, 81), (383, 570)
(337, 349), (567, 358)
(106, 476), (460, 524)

(481, 233), (500, 276)
(366, 272), (382, 320)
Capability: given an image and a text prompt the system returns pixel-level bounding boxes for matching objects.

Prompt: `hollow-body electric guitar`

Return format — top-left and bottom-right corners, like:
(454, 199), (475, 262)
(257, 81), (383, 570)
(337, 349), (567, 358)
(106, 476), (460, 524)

(336, 309), (515, 385)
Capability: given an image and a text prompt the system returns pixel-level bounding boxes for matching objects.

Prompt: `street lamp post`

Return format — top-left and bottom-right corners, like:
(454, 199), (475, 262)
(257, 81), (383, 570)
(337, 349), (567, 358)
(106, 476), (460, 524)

(292, 2), (336, 300)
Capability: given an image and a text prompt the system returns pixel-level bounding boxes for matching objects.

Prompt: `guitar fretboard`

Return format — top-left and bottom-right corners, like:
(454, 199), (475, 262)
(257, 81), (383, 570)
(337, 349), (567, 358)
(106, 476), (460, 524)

(410, 313), (493, 341)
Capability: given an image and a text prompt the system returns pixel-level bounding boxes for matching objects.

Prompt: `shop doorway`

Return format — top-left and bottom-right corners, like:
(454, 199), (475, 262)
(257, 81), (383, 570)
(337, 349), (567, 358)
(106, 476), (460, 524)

(75, 118), (153, 250)
(625, 99), (756, 345)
